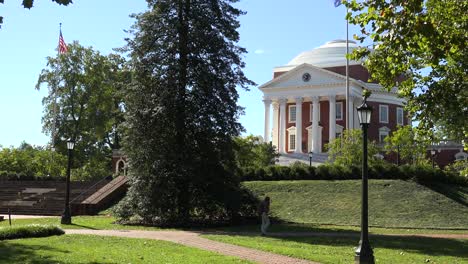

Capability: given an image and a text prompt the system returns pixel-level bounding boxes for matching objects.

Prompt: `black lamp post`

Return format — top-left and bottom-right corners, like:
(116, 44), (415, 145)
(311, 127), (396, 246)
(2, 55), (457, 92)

(61, 140), (75, 225)
(308, 151), (313, 167)
(355, 94), (375, 264)
(430, 148), (436, 168)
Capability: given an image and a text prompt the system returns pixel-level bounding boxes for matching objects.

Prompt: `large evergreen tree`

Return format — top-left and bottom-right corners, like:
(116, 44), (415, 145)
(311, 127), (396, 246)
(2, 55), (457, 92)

(118, 0), (254, 225)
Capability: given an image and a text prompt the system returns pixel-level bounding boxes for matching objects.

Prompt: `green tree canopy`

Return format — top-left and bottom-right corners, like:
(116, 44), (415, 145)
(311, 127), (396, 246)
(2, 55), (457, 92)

(327, 129), (380, 167)
(345, 0), (468, 143)
(0, 142), (67, 178)
(36, 42), (128, 179)
(117, 0), (255, 225)
(233, 135), (278, 169)
(384, 125), (429, 165)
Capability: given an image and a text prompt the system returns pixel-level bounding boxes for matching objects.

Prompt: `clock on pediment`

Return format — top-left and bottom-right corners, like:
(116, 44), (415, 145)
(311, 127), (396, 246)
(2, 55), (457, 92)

(302, 72), (311, 82)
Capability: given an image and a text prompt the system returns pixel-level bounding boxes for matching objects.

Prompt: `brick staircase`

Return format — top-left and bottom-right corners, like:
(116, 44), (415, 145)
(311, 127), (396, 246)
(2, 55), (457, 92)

(0, 180), (109, 216)
(72, 176), (128, 215)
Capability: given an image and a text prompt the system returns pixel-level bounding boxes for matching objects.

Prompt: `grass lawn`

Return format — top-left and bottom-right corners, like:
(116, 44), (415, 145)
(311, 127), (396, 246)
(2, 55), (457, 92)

(0, 215), (165, 231)
(203, 234), (468, 264)
(0, 234), (251, 264)
(244, 180), (468, 229)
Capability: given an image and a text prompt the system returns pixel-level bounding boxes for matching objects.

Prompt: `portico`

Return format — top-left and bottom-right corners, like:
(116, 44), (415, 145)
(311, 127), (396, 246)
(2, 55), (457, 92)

(263, 93), (355, 154)
(259, 40), (407, 157)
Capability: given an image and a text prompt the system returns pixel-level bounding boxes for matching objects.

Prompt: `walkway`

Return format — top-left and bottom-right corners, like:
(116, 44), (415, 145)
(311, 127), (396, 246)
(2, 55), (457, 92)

(64, 229), (468, 264)
(66, 229), (318, 264)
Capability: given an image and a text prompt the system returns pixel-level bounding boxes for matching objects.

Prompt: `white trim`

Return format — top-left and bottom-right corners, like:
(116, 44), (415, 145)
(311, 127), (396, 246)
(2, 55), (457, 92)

(378, 126), (390, 143)
(288, 105), (297, 123)
(287, 126), (297, 152)
(396, 107), (404, 126)
(336, 124), (344, 138)
(336, 102), (343, 121)
(379, 105), (389, 124)
(455, 151), (468, 161)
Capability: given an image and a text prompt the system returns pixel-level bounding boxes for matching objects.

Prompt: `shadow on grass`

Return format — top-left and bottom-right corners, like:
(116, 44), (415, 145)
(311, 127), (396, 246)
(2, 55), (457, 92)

(0, 241), (69, 264)
(421, 182), (468, 207)
(67, 223), (99, 230)
(206, 228), (468, 259)
(277, 234), (468, 258)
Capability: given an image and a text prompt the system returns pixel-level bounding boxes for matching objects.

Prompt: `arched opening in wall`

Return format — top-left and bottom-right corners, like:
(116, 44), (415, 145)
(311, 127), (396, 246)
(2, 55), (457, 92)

(116, 160), (127, 176)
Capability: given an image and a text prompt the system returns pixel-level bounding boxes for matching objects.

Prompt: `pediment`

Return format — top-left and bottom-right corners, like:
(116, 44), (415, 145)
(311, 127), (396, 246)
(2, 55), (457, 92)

(259, 63), (347, 90)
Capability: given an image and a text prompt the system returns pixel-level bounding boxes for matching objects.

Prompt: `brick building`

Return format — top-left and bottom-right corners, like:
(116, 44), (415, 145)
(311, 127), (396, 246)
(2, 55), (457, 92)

(259, 40), (408, 155)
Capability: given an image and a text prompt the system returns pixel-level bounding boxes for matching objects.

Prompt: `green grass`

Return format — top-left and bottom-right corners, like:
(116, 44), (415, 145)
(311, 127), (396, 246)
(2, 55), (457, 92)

(244, 180), (468, 229)
(0, 224), (64, 240)
(0, 234), (251, 264)
(203, 234), (468, 264)
(0, 215), (166, 230)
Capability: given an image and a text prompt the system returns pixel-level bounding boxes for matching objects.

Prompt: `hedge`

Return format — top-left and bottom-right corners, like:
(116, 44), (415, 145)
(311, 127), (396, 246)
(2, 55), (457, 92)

(240, 162), (467, 186)
(0, 224), (65, 240)
(0, 171), (64, 181)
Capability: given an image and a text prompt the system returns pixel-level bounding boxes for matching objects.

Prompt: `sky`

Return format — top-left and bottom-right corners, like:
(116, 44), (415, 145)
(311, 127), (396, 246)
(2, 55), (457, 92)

(0, 0), (360, 148)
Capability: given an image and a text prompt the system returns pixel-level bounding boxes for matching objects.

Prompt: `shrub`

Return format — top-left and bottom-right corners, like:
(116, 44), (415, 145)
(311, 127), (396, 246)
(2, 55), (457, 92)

(240, 162), (467, 186)
(0, 224), (64, 240)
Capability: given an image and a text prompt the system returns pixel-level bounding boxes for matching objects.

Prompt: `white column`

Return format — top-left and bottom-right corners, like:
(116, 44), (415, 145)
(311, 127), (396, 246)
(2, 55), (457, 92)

(312, 96), (320, 153)
(295, 97), (303, 153)
(272, 102), (279, 148)
(353, 97), (360, 129)
(279, 99), (287, 154)
(328, 94), (336, 142)
(263, 99), (271, 143)
(348, 95), (354, 130)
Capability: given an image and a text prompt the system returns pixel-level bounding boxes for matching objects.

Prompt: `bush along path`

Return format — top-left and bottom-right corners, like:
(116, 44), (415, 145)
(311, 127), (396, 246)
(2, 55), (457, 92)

(65, 229), (318, 264)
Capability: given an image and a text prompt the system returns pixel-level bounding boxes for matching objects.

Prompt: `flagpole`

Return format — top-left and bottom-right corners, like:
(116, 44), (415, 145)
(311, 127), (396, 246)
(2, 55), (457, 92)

(345, 8), (349, 131)
(51, 23), (61, 151)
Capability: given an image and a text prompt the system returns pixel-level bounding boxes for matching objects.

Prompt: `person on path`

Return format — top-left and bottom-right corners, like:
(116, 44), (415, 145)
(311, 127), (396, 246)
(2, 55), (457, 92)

(259, 196), (270, 235)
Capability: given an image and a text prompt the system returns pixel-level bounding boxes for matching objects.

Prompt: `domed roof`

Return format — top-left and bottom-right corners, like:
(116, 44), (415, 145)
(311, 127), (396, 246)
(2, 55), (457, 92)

(287, 39), (361, 68)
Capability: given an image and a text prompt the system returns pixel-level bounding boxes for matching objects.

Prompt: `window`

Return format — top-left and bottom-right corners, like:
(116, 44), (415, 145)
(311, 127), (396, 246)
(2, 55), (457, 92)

(336, 102), (343, 120)
(287, 127), (297, 151)
(289, 134), (296, 151)
(397, 107), (404, 126)
(289, 105), (297, 123)
(379, 105), (389, 123)
(310, 103), (321, 122)
(379, 126), (391, 143)
(379, 131), (389, 143)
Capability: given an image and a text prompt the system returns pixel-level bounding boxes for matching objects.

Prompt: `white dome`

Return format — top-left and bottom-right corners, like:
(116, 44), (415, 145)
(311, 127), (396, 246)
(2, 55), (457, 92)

(287, 39), (361, 68)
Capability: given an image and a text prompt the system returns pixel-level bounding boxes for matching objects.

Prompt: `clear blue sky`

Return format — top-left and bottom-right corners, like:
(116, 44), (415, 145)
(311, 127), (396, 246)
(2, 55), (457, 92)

(0, 0), (359, 147)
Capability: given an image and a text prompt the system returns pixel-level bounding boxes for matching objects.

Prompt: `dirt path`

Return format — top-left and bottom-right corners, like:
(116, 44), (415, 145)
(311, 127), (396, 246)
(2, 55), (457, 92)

(65, 229), (319, 264)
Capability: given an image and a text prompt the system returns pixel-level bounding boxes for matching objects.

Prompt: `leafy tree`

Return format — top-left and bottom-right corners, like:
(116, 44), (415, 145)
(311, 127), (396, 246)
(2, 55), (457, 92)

(0, 142), (67, 178)
(384, 125), (429, 165)
(0, 0), (73, 28)
(117, 0), (254, 225)
(233, 135), (278, 169)
(345, 0), (468, 143)
(36, 42), (128, 179)
(327, 129), (380, 167)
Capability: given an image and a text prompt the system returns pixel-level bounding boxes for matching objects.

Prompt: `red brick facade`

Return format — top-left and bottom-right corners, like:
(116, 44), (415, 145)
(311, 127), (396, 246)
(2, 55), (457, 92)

(281, 100), (407, 153)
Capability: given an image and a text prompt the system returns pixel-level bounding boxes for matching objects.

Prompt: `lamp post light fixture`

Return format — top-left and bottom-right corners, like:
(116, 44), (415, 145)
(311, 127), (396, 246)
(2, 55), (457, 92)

(61, 140), (75, 225)
(430, 148), (436, 168)
(308, 151), (313, 167)
(355, 92), (375, 264)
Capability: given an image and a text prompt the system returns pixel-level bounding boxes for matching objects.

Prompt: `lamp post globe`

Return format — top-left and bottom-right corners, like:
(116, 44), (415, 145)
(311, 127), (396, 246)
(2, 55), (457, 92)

(355, 94), (375, 264)
(61, 139), (75, 225)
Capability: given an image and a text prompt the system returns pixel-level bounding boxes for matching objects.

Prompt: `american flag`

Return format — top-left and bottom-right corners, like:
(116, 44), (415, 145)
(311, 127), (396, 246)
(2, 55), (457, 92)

(334, 0), (342, 7)
(59, 31), (68, 54)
